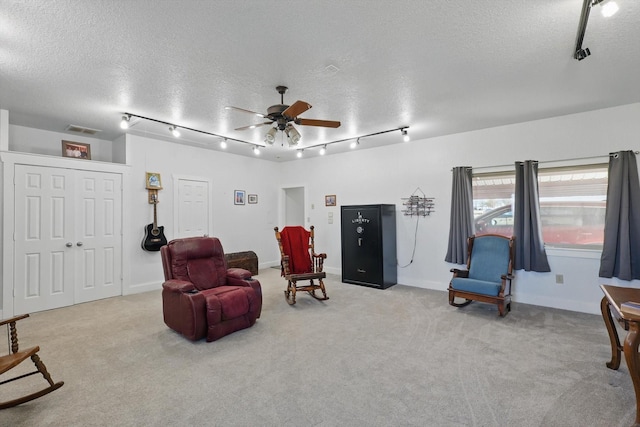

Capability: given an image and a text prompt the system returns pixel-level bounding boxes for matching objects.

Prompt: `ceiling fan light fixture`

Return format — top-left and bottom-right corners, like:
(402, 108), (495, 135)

(169, 126), (180, 137)
(120, 115), (130, 129)
(264, 127), (277, 145)
(285, 124), (301, 147)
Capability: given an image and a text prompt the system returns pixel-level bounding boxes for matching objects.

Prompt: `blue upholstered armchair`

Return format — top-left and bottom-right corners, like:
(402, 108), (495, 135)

(449, 234), (515, 316)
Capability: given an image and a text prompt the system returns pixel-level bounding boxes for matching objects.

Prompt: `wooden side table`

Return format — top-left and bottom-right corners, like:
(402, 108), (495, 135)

(601, 284), (640, 427)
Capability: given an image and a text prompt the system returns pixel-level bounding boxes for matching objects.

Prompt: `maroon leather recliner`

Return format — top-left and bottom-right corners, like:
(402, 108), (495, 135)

(160, 237), (262, 342)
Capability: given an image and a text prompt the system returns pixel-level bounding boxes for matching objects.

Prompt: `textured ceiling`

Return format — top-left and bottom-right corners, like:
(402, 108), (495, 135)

(1, 0), (639, 162)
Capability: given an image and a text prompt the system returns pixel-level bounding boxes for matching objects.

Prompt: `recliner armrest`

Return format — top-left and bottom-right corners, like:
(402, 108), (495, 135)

(450, 269), (470, 278)
(162, 279), (196, 293)
(227, 268), (252, 280)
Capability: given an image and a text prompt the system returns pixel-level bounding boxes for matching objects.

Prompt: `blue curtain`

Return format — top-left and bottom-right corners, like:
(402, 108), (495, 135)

(599, 151), (640, 280)
(445, 167), (474, 264)
(514, 161), (550, 272)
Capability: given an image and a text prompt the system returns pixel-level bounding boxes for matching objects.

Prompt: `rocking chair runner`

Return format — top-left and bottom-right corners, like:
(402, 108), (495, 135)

(1, 314), (64, 409)
(274, 226), (328, 305)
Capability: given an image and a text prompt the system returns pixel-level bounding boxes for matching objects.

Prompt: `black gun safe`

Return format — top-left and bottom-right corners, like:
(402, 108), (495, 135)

(341, 204), (397, 289)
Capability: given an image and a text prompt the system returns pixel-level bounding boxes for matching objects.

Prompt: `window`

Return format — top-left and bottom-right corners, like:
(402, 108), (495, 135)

(472, 164), (608, 249)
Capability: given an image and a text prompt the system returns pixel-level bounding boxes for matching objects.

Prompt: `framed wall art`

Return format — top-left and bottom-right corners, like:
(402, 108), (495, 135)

(145, 172), (163, 189)
(62, 140), (91, 160)
(325, 194), (336, 207)
(234, 190), (246, 205)
(248, 194), (258, 204)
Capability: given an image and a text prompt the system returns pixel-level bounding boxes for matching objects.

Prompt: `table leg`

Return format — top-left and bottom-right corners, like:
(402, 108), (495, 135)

(624, 322), (640, 427)
(602, 296), (622, 370)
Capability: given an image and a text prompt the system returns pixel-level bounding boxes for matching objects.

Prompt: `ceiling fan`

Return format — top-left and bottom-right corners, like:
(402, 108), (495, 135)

(225, 85), (341, 146)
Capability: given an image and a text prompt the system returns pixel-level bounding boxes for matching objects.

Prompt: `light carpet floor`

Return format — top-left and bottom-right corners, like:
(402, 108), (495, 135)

(1, 268), (636, 426)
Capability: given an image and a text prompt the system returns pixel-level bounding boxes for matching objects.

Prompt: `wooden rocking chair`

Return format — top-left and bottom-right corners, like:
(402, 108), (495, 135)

(1, 314), (64, 409)
(274, 226), (328, 305)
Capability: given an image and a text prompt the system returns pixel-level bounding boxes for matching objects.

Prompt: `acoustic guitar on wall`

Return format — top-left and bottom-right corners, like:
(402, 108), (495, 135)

(142, 193), (167, 251)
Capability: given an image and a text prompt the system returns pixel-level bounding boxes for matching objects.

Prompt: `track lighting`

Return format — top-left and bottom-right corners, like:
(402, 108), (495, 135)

(120, 115), (130, 129)
(264, 127), (277, 145)
(350, 138), (360, 149)
(574, 0), (619, 61)
(169, 126), (180, 137)
(220, 139), (227, 149)
(402, 128), (410, 142)
(593, 0), (619, 17)
(296, 150), (303, 158)
(319, 145), (327, 156)
(253, 146), (260, 155)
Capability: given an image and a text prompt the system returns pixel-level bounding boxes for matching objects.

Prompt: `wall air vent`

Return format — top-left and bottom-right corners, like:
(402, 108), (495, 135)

(66, 124), (101, 135)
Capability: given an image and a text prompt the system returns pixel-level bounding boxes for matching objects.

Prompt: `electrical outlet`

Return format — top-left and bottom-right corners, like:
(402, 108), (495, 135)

(555, 274), (564, 284)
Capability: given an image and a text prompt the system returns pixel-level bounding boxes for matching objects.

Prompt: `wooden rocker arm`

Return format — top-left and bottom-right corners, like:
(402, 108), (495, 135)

(1, 314), (29, 354)
(280, 254), (292, 275)
(450, 268), (469, 278)
(312, 252), (326, 273)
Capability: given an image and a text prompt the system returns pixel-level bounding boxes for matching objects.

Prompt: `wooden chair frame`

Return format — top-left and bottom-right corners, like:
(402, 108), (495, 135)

(1, 314), (64, 409)
(274, 226), (328, 305)
(448, 234), (515, 317)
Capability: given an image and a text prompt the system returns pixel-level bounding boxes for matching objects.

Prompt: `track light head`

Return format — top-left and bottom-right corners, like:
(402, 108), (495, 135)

(120, 115), (130, 129)
(169, 126), (180, 137)
(253, 146), (260, 155)
(319, 145), (327, 156)
(296, 150), (303, 158)
(220, 139), (227, 149)
(593, 0), (619, 17)
(401, 128), (410, 142)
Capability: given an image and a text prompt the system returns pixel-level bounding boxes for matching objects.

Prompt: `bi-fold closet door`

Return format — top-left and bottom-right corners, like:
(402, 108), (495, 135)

(13, 164), (123, 315)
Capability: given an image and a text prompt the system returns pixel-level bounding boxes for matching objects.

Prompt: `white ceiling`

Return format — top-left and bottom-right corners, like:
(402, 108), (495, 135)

(1, 0), (639, 162)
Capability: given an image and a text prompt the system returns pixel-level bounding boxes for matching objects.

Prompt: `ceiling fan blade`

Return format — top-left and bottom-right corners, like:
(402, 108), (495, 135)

(235, 121), (273, 131)
(225, 106), (266, 118)
(282, 100), (312, 119)
(295, 118), (341, 128)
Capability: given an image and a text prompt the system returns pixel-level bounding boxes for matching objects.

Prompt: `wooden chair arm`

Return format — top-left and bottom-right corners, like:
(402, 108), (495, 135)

(450, 269), (469, 278)
(280, 255), (291, 275)
(0, 314), (29, 328)
(312, 252), (327, 259)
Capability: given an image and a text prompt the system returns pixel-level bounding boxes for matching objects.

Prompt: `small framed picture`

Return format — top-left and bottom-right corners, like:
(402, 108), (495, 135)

(145, 172), (162, 189)
(248, 194), (258, 204)
(234, 190), (246, 205)
(62, 140), (91, 160)
(325, 194), (336, 207)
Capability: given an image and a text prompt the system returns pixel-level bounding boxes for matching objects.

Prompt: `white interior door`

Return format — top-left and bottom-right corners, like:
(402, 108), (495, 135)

(284, 186), (305, 226)
(14, 165), (75, 314)
(13, 165), (123, 314)
(74, 170), (122, 303)
(174, 176), (210, 238)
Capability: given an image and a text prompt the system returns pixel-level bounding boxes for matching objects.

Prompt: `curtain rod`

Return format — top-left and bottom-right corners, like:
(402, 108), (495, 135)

(467, 151), (639, 172)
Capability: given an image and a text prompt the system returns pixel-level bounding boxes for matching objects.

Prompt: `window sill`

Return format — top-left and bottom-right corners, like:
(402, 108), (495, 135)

(545, 246), (602, 259)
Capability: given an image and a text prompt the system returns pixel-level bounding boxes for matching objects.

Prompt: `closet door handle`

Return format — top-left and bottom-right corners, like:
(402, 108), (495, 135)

(76, 242), (83, 247)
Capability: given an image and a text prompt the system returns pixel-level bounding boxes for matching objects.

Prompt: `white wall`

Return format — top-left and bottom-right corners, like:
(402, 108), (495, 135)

(10, 125), (116, 162)
(2, 103), (639, 315)
(124, 134), (282, 292)
(278, 103), (640, 314)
